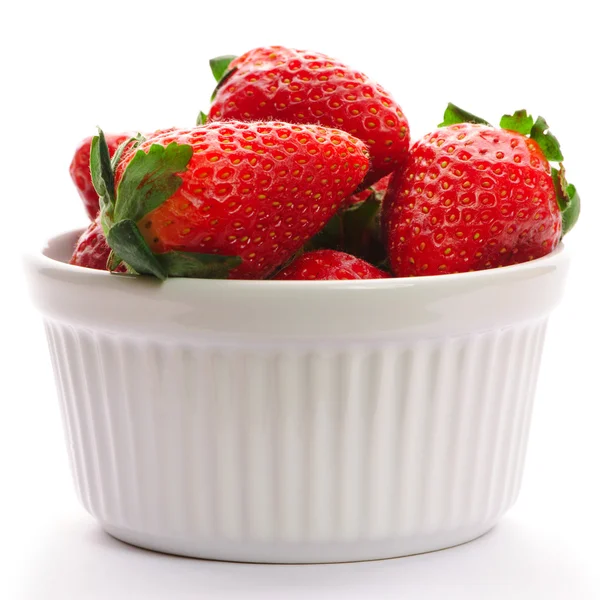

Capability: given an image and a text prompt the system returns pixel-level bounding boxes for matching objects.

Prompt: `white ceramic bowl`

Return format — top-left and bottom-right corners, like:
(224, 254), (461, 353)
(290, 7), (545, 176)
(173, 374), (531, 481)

(24, 229), (570, 563)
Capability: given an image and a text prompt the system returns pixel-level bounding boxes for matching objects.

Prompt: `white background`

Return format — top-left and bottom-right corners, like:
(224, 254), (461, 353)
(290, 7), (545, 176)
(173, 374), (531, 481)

(1, 0), (598, 598)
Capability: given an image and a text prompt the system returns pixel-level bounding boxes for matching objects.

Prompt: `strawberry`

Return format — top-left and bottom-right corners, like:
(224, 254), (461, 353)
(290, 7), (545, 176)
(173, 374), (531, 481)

(205, 47), (410, 188)
(91, 121), (369, 279)
(70, 218), (127, 272)
(69, 132), (135, 220)
(383, 104), (580, 276)
(274, 249), (389, 280)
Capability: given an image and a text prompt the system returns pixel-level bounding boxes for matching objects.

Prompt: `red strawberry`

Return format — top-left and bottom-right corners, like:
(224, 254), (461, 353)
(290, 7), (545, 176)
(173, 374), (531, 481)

(70, 218), (127, 272)
(206, 47), (410, 188)
(383, 105), (580, 276)
(69, 133), (134, 220)
(274, 249), (389, 280)
(93, 121), (369, 280)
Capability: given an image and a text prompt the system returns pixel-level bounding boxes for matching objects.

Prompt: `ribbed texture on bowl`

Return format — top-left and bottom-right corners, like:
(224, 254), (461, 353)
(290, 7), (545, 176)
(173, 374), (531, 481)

(44, 317), (547, 563)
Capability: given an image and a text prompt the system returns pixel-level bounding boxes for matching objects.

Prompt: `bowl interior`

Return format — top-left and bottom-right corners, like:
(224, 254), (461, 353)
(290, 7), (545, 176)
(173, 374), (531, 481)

(43, 228), (84, 264)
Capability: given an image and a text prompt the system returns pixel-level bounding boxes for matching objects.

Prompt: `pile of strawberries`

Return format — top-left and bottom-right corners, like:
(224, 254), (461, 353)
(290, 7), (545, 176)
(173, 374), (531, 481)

(69, 46), (579, 281)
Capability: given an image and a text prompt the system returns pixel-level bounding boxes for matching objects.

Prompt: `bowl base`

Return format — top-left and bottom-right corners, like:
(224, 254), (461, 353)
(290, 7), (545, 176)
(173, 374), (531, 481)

(102, 520), (498, 564)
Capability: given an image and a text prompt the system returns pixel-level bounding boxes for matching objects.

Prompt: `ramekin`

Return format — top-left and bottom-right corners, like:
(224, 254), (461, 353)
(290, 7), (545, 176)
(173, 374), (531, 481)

(24, 229), (570, 563)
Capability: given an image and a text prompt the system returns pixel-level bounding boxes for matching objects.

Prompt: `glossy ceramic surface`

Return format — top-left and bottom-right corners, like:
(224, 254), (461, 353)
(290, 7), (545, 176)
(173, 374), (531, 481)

(24, 230), (570, 563)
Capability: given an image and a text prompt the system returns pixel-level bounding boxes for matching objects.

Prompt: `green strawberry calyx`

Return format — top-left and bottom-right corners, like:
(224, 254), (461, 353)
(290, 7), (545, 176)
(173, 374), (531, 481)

(551, 164), (580, 237)
(440, 103), (580, 237)
(210, 55), (237, 82)
(209, 54), (237, 100)
(90, 128), (242, 280)
(439, 103), (491, 127)
(307, 186), (387, 267)
(196, 55), (238, 125)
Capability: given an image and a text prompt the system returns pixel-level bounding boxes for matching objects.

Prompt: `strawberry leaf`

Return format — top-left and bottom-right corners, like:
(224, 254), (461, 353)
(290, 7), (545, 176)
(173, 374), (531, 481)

(499, 110), (534, 135)
(563, 183), (581, 233)
(90, 128), (115, 206)
(106, 220), (167, 280)
(106, 220), (241, 280)
(114, 142), (193, 223)
(439, 103), (491, 127)
(209, 55), (236, 82)
(111, 133), (145, 170)
(155, 251), (242, 278)
(530, 116), (564, 162)
(209, 55), (238, 102)
(552, 165), (580, 237)
(196, 110), (208, 126)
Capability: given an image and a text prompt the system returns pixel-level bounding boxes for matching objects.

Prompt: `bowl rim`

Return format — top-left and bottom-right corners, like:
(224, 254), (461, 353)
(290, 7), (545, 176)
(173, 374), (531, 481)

(27, 227), (568, 291)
